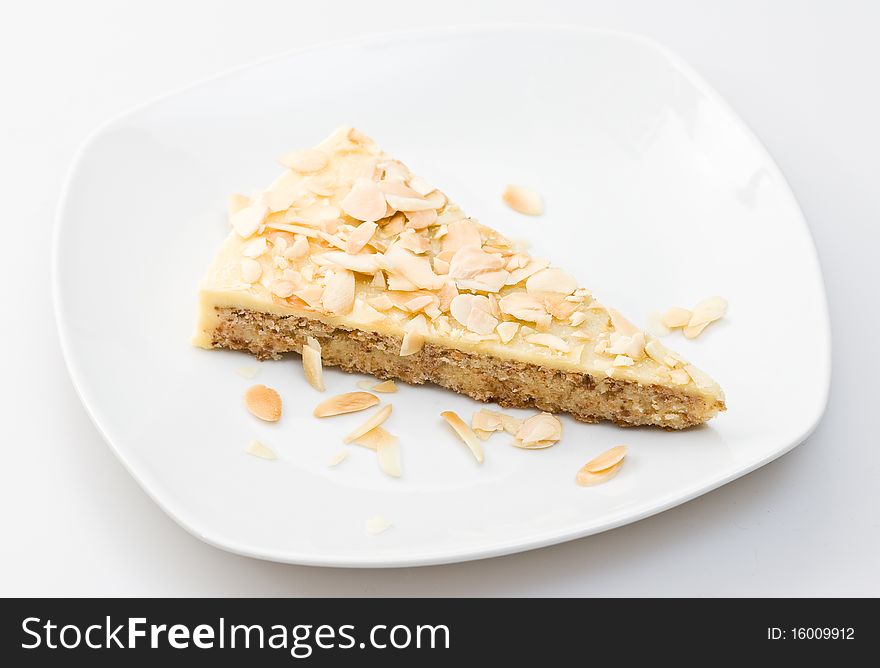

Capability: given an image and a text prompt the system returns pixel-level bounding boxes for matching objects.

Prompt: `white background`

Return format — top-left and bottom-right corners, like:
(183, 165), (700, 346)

(2, 0), (877, 596)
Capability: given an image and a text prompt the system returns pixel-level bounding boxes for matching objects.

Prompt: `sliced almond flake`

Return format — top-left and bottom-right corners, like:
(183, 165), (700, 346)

(682, 322), (710, 339)
(455, 269), (510, 293)
(501, 414), (523, 434)
(380, 212), (407, 236)
(471, 409), (504, 434)
(366, 516), (392, 535)
(688, 296), (728, 328)
(398, 230), (431, 254)
(645, 338), (678, 368)
(279, 148), (329, 172)
(399, 320), (427, 356)
(525, 333), (570, 353)
(467, 307), (499, 335)
(370, 271), (387, 289)
(350, 297), (386, 324)
(660, 307), (692, 329)
(402, 295), (433, 312)
(244, 384), (282, 422)
(385, 193), (436, 212)
(270, 280), (296, 298)
(236, 366), (259, 379)
(570, 311), (588, 327)
(383, 245), (444, 290)
(425, 189), (448, 209)
(316, 230), (348, 251)
(352, 426), (396, 451)
(340, 177), (387, 222)
(433, 257), (450, 275)
(264, 186), (300, 213)
(450, 293), (480, 326)
(404, 208), (438, 229)
(313, 391), (380, 417)
(506, 258), (550, 285)
(322, 269), (355, 315)
(240, 258), (262, 284)
(502, 185), (543, 215)
(265, 222), (320, 238)
(345, 221), (378, 254)
(543, 295), (580, 320)
(377, 179), (421, 198)
(241, 236), (268, 258)
(387, 274), (418, 292)
(377, 437), (402, 478)
(514, 412), (562, 448)
(228, 193), (250, 217)
(670, 368), (691, 385)
(474, 429), (493, 440)
(312, 250), (380, 274)
(613, 355), (635, 367)
(433, 224), (448, 240)
(583, 445), (628, 473)
(496, 321), (520, 343)
(245, 440), (277, 460)
(441, 219), (482, 254)
(356, 379), (375, 391)
(525, 268), (578, 295)
(683, 364), (717, 390)
(407, 176), (435, 196)
(576, 459), (624, 486)
(448, 246), (506, 280)
(371, 380), (398, 393)
(571, 330), (591, 341)
(367, 295), (395, 311)
(302, 337), (325, 392)
(230, 201), (269, 238)
(379, 159), (410, 181)
(293, 286), (324, 309)
(440, 411), (485, 463)
(344, 404), (393, 444)
(304, 177), (336, 197)
(327, 450), (349, 467)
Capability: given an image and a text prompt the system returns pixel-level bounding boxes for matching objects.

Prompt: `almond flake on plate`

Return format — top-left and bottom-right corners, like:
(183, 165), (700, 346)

(243, 384), (282, 422)
(575, 460), (624, 486)
(365, 516), (392, 535)
(352, 426), (396, 451)
(582, 445), (628, 473)
(660, 306), (693, 329)
(313, 392), (380, 417)
(377, 437), (402, 478)
(236, 366), (259, 379)
(344, 404), (393, 444)
(245, 439), (277, 460)
(502, 185), (543, 215)
(440, 411), (485, 463)
(356, 379), (375, 390)
(371, 380), (398, 393)
(327, 450), (349, 467)
(514, 412), (562, 449)
(302, 336), (325, 391)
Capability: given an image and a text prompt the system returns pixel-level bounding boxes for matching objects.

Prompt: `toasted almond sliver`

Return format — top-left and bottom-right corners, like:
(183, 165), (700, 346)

(688, 296), (728, 328)
(243, 385), (282, 422)
(526, 268), (578, 295)
(501, 414), (523, 435)
(576, 460), (624, 487)
(344, 404), (393, 444)
(440, 411), (485, 463)
(474, 429), (493, 441)
(502, 185), (543, 215)
(228, 193), (250, 216)
(278, 148), (328, 173)
(353, 426), (396, 451)
(302, 337), (325, 392)
(583, 445), (628, 473)
(341, 177), (388, 222)
(327, 450), (349, 467)
(660, 307), (692, 329)
(496, 321), (520, 343)
(682, 322), (710, 339)
(372, 380), (398, 393)
(366, 516), (392, 535)
(245, 439), (277, 460)
(356, 379), (375, 390)
(377, 437), (402, 478)
(471, 408), (504, 433)
(236, 366), (259, 379)
(313, 391), (380, 417)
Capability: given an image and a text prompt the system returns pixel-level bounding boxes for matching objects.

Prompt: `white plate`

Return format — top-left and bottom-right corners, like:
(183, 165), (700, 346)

(54, 26), (830, 567)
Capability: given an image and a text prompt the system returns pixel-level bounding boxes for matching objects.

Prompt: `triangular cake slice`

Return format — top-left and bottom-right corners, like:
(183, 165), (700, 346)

(194, 127), (725, 428)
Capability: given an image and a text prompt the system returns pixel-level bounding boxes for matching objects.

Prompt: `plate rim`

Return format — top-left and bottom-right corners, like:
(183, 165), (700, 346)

(52, 24), (832, 568)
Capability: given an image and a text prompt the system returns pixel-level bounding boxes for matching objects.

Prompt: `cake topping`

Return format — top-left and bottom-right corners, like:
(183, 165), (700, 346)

(279, 148), (329, 172)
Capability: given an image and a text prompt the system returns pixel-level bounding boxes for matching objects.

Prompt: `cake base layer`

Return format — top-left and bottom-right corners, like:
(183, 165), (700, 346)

(208, 307), (723, 429)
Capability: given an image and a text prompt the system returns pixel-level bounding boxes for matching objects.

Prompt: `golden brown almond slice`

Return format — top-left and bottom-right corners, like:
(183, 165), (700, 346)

(245, 439), (277, 460)
(502, 185), (543, 215)
(327, 450), (349, 467)
(371, 380), (398, 393)
(377, 438), (402, 478)
(688, 296), (728, 328)
(278, 148), (329, 172)
(576, 459), (624, 486)
(302, 337), (325, 391)
(500, 414), (523, 435)
(344, 404), (393, 443)
(243, 385), (282, 422)
(313, 392), (380, 417)
(440, 411), (484, 463)
(352, 426), (396, 451)
(583, 445), (628, 473)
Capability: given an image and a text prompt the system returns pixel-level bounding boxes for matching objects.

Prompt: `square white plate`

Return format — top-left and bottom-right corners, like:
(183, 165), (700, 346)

(54, 26), (830, 567)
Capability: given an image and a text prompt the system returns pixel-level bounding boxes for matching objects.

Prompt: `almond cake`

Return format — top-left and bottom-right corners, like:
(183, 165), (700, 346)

(192, 127), (725, 428)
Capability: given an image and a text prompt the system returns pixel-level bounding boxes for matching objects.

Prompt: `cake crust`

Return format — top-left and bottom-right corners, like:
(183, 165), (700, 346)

(209, 307), (724, 429)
